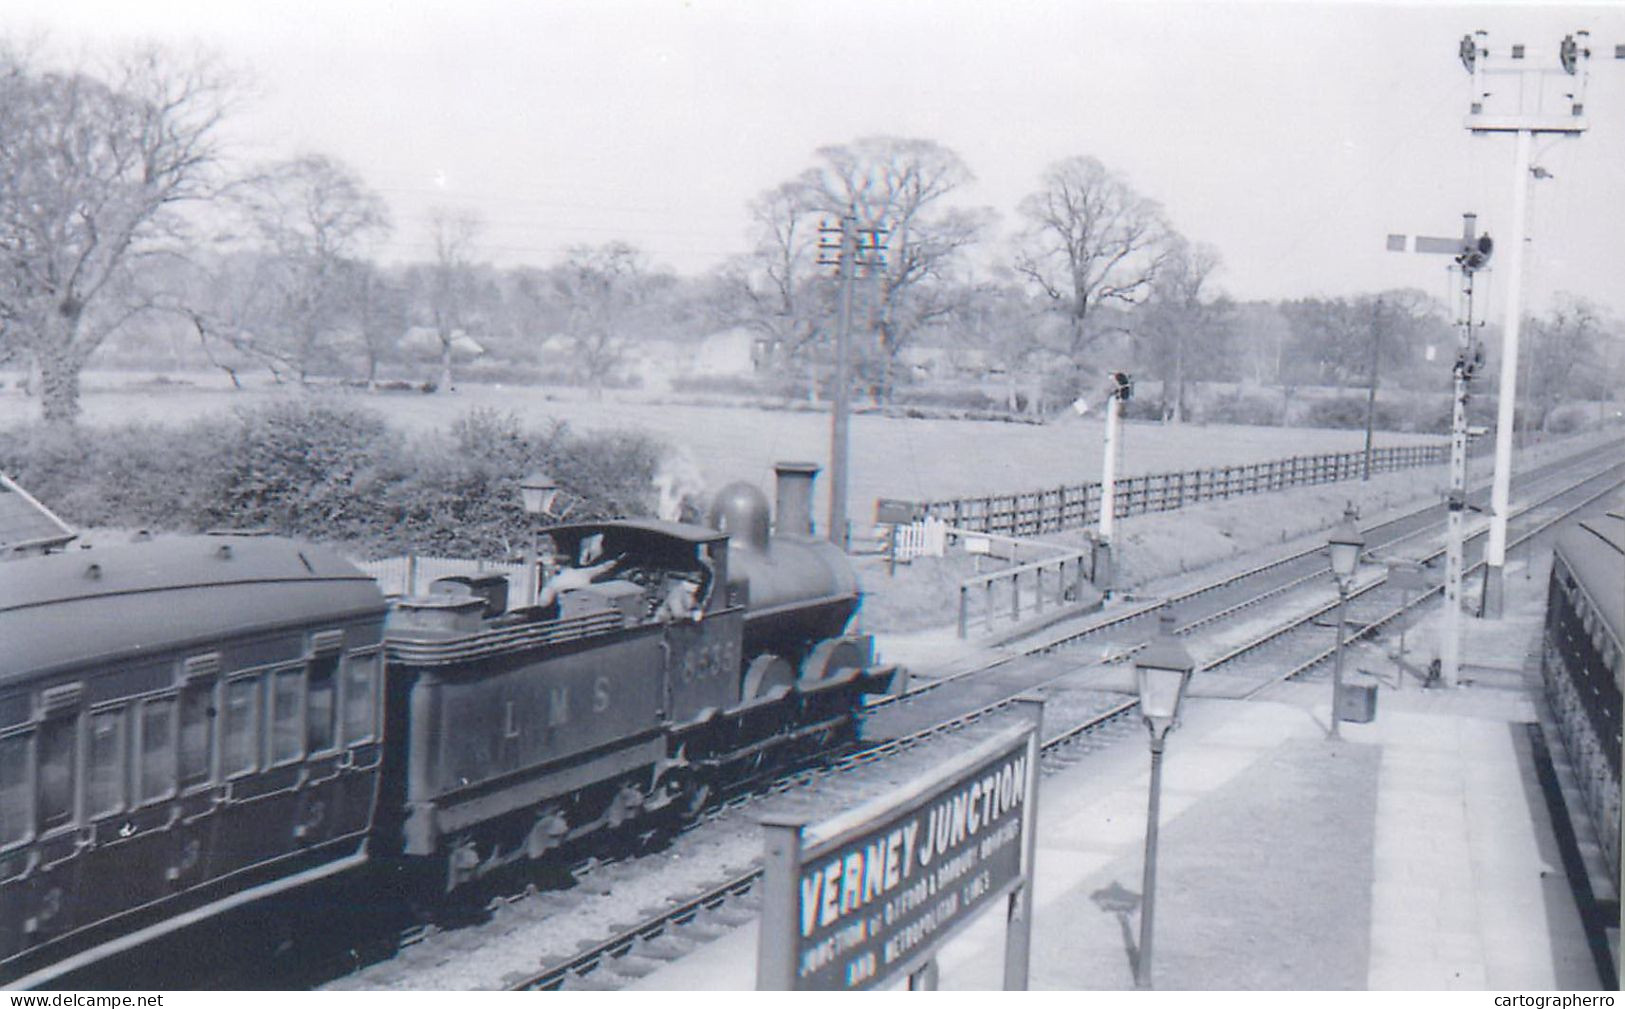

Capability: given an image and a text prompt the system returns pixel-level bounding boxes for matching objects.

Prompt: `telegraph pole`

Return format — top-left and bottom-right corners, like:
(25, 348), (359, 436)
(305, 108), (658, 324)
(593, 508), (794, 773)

(1386, 214), (1492, 687)
(1458, 29), (1593, 617)
(818, 209), (886, 549)
(1361, 297), (1383, 481)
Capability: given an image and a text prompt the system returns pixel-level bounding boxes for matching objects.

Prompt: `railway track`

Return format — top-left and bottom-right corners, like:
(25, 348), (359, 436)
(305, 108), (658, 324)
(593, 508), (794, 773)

(867, 441), (1621, 713)
(486, 445), (1624, 992)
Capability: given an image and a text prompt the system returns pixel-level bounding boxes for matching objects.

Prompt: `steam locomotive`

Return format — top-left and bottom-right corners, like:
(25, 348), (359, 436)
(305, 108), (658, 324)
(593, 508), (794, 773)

(0, 463), (894, 987)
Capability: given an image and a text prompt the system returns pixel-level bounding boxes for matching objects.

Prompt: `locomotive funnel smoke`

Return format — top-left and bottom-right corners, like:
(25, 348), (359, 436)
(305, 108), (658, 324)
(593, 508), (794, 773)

(653, 449), (707, 523)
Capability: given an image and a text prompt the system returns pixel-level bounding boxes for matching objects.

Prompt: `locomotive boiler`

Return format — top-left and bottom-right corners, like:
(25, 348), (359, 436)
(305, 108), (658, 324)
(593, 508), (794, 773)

(0, 462), (893, 986)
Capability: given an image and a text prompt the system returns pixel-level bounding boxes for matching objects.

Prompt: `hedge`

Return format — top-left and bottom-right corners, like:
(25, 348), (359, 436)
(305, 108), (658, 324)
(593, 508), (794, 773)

(0, 401), (665, 562)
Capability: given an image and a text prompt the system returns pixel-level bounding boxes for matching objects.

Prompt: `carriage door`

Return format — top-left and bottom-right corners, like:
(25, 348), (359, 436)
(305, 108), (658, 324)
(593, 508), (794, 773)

(168, 654), (222, 891)
(293, 632), (345, 848)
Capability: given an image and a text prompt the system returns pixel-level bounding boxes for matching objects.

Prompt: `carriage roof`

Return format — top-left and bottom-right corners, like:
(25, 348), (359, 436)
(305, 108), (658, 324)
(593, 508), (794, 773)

(0, 534), (385, 685)
(1555, 508), (1624, 649)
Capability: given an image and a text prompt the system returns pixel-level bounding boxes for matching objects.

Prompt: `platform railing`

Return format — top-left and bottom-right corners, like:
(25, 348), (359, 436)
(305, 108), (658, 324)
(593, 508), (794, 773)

(948, 528), (1094, 639)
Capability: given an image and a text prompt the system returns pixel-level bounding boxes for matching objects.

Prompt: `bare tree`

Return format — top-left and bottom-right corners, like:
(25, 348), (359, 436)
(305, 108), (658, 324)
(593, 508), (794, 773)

(237, 154), (391, 381)
(944, 277), (1059, 414)
(1013, 156), (1172, 373)
(805, 137), (990, 401)
(1523, 295), (1612, 430)
(169, 250), (290, 387)
(425, 206), (483, 391)
(712, 179), (834, 398)
(553, 242), (649, 398)
(0, 43), (235, 423)
(1134, 239), (1231, 422)
(352, 261), (407, 390)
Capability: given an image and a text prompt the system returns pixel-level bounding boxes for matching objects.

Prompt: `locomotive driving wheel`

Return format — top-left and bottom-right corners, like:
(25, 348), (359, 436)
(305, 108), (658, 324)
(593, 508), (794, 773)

(797, 637), (865, 686)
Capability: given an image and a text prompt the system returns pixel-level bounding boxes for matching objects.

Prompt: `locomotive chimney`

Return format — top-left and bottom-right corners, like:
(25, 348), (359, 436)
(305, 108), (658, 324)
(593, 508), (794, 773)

(774, 462), (820, 538)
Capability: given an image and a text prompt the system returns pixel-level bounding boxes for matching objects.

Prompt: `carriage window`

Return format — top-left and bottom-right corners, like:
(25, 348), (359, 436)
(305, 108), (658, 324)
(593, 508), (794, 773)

(178, 683), (215, 789)
(222, 677), (259, 777)
(342, 653), (379, 745)
(0, 733), (31, 847)
(307, 653), (338, 754)
(38, 716), (77, 831)
(139, 698), (177, 804)
(270, 668), (304, 765)
(86, 708), (127, 818)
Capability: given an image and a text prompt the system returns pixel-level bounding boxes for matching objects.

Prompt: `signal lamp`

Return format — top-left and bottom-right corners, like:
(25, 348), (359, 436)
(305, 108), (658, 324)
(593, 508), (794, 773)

(1560, 34), (1582, 74)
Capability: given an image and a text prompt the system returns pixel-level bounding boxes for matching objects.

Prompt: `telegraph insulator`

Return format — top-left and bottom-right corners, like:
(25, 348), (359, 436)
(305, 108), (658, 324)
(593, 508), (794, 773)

(1458, 34), (1478, 73)
(1456, 234), (1493, 271)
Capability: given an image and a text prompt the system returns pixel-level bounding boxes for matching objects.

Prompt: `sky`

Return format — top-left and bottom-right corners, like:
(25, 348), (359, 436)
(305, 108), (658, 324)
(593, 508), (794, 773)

(5, 0), (1624, 317)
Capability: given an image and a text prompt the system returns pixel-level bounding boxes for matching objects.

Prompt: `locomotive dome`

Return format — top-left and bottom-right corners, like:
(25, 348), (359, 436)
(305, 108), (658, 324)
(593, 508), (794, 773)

(709, 480), (771, 552)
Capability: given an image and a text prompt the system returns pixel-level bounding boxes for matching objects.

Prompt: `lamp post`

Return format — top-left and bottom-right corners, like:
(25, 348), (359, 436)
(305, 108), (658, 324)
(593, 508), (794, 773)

(1133, 608), (1195, 990)
(519, 470), (561, 607)
(1326, 503), (1365, 740)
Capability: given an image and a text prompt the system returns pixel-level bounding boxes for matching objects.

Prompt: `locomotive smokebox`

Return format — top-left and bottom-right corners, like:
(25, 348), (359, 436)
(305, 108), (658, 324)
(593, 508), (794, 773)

(773, 461), (820, 539)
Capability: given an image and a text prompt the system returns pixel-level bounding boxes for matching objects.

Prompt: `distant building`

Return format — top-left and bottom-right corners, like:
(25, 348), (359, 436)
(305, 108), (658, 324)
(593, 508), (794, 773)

(399, 326), (486, 358)
(0, 473), (76, 559)
(634, 329), (758, 392)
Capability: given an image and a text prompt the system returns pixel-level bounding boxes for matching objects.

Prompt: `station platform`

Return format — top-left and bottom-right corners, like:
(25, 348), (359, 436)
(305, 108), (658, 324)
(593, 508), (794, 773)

(630, 550), (1613, 991)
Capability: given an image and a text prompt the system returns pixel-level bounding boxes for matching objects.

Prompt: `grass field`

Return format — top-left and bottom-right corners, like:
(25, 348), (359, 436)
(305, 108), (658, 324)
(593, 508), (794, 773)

(0, 370), (1444, 532)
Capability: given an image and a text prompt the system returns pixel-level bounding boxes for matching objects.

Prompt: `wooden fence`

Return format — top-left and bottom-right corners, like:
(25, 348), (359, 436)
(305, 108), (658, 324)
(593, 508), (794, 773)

(920, 442), (1452, 538)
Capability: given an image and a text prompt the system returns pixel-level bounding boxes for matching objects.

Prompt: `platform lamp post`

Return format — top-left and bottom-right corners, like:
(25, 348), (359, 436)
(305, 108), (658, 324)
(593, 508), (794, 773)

(1326, 504), (1365, 740)
(519, 470), (561, 607)
(1133, 609), (1195, 990)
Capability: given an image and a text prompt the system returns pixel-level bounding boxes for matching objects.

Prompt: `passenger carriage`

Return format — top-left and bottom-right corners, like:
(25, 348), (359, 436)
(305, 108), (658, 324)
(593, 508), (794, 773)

(0, 535), (388, 984)
(1542, 508), (1624, 888)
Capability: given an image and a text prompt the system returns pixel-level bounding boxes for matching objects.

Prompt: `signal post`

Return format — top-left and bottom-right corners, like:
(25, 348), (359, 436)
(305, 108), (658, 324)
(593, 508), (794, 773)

(1458, 30), (1595, 617)
(1386, 214), (1491, 688)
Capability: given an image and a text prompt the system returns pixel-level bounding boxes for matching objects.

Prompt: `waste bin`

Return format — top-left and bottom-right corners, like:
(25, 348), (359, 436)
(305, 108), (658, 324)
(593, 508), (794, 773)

(1335, 682), (1378, 723)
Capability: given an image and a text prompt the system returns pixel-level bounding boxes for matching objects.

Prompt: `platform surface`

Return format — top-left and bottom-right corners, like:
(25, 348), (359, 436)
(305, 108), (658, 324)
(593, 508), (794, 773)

(631, 551), (1610, 991)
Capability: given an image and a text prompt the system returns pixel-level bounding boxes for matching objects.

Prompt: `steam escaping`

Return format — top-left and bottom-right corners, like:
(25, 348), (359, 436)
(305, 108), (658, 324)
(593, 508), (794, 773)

(653, 449), (707, 523)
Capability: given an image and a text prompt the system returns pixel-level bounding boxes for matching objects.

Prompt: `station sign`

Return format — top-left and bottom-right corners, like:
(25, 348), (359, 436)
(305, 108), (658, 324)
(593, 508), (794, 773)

(756, 707), (1042, 990)
(876, 498), (924, 525)
(1386, 560), (1429, 593)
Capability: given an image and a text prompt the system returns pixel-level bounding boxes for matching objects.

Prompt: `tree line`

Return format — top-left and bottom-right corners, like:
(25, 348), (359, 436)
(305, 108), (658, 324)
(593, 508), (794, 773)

(2, 41), (1619, 430)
